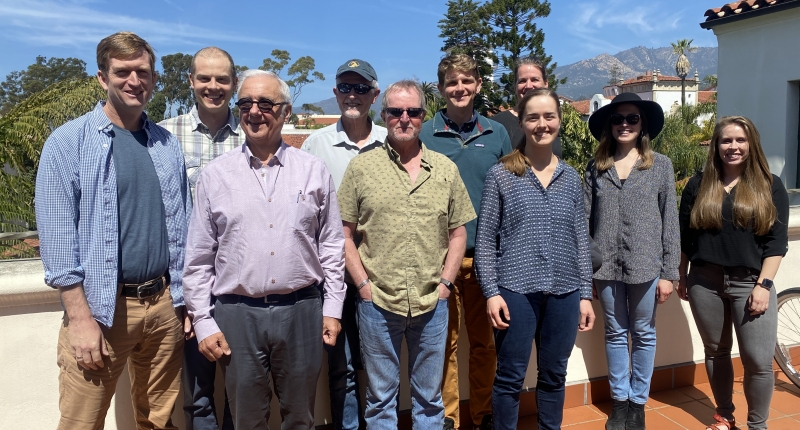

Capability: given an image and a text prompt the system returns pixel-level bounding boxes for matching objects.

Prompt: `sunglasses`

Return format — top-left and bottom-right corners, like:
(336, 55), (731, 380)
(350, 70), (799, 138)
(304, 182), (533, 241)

(337, 83), (374, 95)
(610, 113), (641, 125)
(384, 107), (425, 118)
(235, 98), (288, 113)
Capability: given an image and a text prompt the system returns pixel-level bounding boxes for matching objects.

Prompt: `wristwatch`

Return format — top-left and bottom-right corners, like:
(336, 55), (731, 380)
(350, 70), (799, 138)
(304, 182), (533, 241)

(757, 278), (774, 290)
(440, 278), (455, 291)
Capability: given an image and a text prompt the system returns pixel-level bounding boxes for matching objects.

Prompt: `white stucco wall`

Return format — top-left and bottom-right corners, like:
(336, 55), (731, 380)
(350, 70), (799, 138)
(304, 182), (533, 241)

(710, 6), (800, 189)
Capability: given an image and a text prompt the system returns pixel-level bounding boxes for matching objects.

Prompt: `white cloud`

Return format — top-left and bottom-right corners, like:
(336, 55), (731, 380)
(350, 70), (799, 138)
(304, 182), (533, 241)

(0, 0), (308, 50)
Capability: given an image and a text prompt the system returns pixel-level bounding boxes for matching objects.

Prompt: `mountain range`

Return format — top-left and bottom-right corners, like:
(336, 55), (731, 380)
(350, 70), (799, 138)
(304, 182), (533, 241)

(302, 45), (718, 112)
(553, 45), (718, 100)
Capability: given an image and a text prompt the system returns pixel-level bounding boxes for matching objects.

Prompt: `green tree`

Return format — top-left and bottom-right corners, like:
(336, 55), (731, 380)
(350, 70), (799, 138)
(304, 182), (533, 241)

(146, 91), (167, 123)
(259, 50), (325, 104)
(702, 74), (718, 90)
(438, 0), (504, 114)
(560, 103), (596, 178)
(0, 56), (88, 115)
(421, 81), (446, 120)
(482, 0), (565, 106)
(300, 103), (324, 115)
(160, 53), (193, 116)
(671, 39), (698, 107)
(652, 101), (716, 180)
(0, 77), (106, 258)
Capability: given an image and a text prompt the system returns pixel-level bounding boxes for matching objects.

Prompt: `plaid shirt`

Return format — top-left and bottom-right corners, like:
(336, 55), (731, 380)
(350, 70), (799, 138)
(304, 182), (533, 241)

(159, 105), (244, 199)
(35, 102), (192, 328)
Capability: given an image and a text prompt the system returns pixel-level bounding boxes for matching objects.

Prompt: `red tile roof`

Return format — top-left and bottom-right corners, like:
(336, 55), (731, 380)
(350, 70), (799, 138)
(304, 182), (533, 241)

(704, 0), (791, 22)
(619, 74), (687, 85)
(570, 100), (591, 115)
(282, 134), (310, 148)
(698, 91), (717, 103)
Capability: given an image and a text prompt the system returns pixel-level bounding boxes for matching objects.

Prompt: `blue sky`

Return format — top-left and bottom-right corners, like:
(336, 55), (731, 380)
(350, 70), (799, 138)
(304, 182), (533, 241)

(0, 0), (725, 106)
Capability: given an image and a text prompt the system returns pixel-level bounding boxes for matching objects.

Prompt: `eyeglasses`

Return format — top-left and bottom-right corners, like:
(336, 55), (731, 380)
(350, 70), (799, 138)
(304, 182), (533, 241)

(384, 107), (425, 118)
(235, 98), (288, 113)
(610, 113), (641, 125)
(336, 83), (374, 95)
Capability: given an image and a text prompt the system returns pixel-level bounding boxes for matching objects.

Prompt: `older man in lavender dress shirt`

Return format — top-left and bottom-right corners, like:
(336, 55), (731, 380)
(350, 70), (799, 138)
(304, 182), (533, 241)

(183, 69), (346, 430)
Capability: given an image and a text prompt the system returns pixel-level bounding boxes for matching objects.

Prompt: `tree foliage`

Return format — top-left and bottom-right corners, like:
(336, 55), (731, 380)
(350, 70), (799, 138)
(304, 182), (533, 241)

(0, 56), (88, 115)
(560, 103), (597, 178)
(0, 77), (105, 258)
(160, 53), (193, 116)
(482, 0), (565, 106)
(438, 0), (504, 114)
(259, 50), (325, 104)
(652, 102), (716, 180)
(421, 81), (446, 120)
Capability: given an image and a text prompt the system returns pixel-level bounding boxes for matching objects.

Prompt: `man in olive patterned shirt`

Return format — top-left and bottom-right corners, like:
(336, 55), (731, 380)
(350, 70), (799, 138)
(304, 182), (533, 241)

(337, 80), (476, 429)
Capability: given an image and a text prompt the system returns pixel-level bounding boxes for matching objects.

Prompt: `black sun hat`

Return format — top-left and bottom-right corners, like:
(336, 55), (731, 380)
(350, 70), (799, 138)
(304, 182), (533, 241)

(588, 92), (665, 141)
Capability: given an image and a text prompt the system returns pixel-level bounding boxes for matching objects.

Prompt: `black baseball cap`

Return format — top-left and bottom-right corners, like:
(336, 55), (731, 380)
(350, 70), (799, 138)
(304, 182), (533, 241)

(336, 59), (377, 82)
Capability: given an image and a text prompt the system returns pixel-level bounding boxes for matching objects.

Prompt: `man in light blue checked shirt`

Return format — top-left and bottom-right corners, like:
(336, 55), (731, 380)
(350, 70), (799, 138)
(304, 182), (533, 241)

(159, 46), (241, 430)
(35, 32), (192, 430)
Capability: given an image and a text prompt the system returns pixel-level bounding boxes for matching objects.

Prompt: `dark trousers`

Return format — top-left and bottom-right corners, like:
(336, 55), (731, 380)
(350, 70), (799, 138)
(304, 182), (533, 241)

(216, 291), (323, 430)
(182, 336), (234, 430)
(324, 283), (364, 430)
(492, 288), (580, 430)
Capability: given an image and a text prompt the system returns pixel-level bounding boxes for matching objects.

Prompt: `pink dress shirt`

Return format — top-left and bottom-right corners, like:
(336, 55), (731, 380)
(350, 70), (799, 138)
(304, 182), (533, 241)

(183, 142), (346, 343)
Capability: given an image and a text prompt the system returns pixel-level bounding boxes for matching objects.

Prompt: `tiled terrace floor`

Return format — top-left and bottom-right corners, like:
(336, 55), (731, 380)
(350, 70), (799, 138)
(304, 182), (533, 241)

(514, 372), (800, 429)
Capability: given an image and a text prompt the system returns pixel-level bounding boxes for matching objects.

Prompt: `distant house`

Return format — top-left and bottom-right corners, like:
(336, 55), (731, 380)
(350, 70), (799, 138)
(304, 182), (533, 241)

(702, 0), (800, 194)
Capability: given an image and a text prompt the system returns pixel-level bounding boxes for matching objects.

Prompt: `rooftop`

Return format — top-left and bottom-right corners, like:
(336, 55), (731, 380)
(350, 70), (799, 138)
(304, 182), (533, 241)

(702, 0), (800, 27)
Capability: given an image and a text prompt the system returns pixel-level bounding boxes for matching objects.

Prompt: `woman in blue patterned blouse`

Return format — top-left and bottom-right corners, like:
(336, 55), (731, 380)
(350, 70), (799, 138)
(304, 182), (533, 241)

(475, 88), (595, 430)
(584, 93), (680, 430)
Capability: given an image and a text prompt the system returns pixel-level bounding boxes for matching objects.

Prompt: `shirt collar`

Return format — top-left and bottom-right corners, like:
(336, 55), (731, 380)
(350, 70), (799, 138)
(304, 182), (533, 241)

(244, 140), (289, 168)
(91, 101), (154, 136)
(383, 139), (432, 168)
(189, 104), (241, 136)
(440, 109), (478, 133)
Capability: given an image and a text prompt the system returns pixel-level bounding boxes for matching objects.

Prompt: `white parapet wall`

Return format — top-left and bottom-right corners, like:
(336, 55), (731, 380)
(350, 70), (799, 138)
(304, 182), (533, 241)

(2, 207), (799, 429)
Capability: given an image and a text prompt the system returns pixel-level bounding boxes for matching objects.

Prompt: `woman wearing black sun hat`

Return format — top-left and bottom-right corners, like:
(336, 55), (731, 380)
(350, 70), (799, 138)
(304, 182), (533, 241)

(584, 92), (680, 430)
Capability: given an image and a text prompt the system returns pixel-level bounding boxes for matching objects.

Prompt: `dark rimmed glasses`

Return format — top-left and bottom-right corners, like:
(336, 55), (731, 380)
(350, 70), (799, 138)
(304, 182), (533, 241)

(610, 113), (641, 125)
(235, 98), (288, 113)
(337, 83), (374, 95)
(384, 107), (425, 118)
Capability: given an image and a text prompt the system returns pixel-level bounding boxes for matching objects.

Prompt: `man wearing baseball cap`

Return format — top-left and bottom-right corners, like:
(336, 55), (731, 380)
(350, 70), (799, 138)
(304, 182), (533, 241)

(301, 59), (386, 430)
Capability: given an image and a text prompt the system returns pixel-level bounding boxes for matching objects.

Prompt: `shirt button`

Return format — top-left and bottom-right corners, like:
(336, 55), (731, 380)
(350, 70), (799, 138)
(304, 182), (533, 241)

(271, 279), (276, 284)
(270, 251), (275, 255)
(268, 198), (272, 202)
(269, 224), (273, 228)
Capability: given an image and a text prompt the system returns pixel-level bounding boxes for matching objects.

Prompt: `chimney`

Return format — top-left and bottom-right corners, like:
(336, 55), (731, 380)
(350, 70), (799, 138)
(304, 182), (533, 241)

(654, 69), (659, 83)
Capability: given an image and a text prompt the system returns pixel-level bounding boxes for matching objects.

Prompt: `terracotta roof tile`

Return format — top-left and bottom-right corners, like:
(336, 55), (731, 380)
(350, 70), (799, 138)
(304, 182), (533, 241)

(704, 0), (787, 22)
(619, 74), (687, 85)
(698, 91), (717, 103)
(282, 134), (310, 148)
(570, 100), (591, 115)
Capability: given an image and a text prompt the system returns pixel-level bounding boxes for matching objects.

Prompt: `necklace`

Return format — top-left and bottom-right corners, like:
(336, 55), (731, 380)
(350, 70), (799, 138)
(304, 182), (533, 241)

(723, 177), (739, 192)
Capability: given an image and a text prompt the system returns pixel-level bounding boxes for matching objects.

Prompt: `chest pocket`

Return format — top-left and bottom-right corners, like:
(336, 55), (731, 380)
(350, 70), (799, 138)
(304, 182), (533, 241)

(288, 192), (319, 233)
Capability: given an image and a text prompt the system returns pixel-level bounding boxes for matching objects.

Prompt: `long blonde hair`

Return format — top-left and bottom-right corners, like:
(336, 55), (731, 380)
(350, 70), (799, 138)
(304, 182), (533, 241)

(593, 104), (654, 171)
(500, 88), (561, 177)
(690, 116), (776, 235)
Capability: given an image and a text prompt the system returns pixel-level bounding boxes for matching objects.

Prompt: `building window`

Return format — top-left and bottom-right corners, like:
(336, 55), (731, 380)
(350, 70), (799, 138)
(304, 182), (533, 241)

(594, 101), (599, 112)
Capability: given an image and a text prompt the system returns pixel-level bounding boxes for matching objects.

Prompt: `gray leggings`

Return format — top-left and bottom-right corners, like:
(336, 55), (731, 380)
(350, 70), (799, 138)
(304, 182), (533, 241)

(687, 262), (777, 430)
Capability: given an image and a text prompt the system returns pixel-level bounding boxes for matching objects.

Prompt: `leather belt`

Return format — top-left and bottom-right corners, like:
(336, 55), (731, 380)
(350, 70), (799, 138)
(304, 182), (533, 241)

(217, 284), (320, 307)
(119, 272), (170, 299)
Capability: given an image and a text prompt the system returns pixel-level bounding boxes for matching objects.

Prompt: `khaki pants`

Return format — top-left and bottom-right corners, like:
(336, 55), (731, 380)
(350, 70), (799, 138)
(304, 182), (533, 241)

(442, 257), (497, 427)
(57, 285), (184, 430)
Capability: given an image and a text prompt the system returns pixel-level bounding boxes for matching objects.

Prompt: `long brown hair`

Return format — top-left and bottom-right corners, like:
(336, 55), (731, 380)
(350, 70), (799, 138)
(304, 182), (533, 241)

(500, 88), (561, 177)
(593, 103), (654, 171)
(690, 116), (776, 235)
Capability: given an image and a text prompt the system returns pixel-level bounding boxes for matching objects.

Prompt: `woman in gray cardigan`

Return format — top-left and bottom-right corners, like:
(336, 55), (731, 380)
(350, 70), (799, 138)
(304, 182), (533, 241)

(584, 93), (680, 430)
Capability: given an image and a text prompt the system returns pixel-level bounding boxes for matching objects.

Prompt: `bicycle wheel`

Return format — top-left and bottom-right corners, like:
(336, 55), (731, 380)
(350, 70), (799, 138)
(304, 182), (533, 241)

(775, 287), (800, 388)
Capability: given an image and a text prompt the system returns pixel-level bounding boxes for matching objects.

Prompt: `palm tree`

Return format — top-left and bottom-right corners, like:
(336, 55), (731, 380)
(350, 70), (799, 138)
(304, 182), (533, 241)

(671, 39), (698, 107)
(652, 101), (716, 181)
(421, 81), (446, 120)
(0, 77), (105, 258)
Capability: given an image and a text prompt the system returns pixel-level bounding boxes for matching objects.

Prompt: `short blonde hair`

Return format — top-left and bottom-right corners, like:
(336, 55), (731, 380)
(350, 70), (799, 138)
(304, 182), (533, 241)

(437, 53), (479, 86)
(96, 31), (155, 74)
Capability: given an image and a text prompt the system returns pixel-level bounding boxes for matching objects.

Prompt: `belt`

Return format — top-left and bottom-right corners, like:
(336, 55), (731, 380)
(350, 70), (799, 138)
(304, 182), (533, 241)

(217, 284), (320, 307)
(119, 272), (170, 299)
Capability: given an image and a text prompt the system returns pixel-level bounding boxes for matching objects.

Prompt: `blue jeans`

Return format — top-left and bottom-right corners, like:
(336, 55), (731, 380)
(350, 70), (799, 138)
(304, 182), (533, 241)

(596, 278), (658, 405)
(358, 298), (448, 430)
(324, 284), (363, 430)
(493, 288), (580, 430)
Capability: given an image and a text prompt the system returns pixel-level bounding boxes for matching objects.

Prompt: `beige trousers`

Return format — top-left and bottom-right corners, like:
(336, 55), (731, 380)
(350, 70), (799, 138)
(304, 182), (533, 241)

(57, 285), (184, 430)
